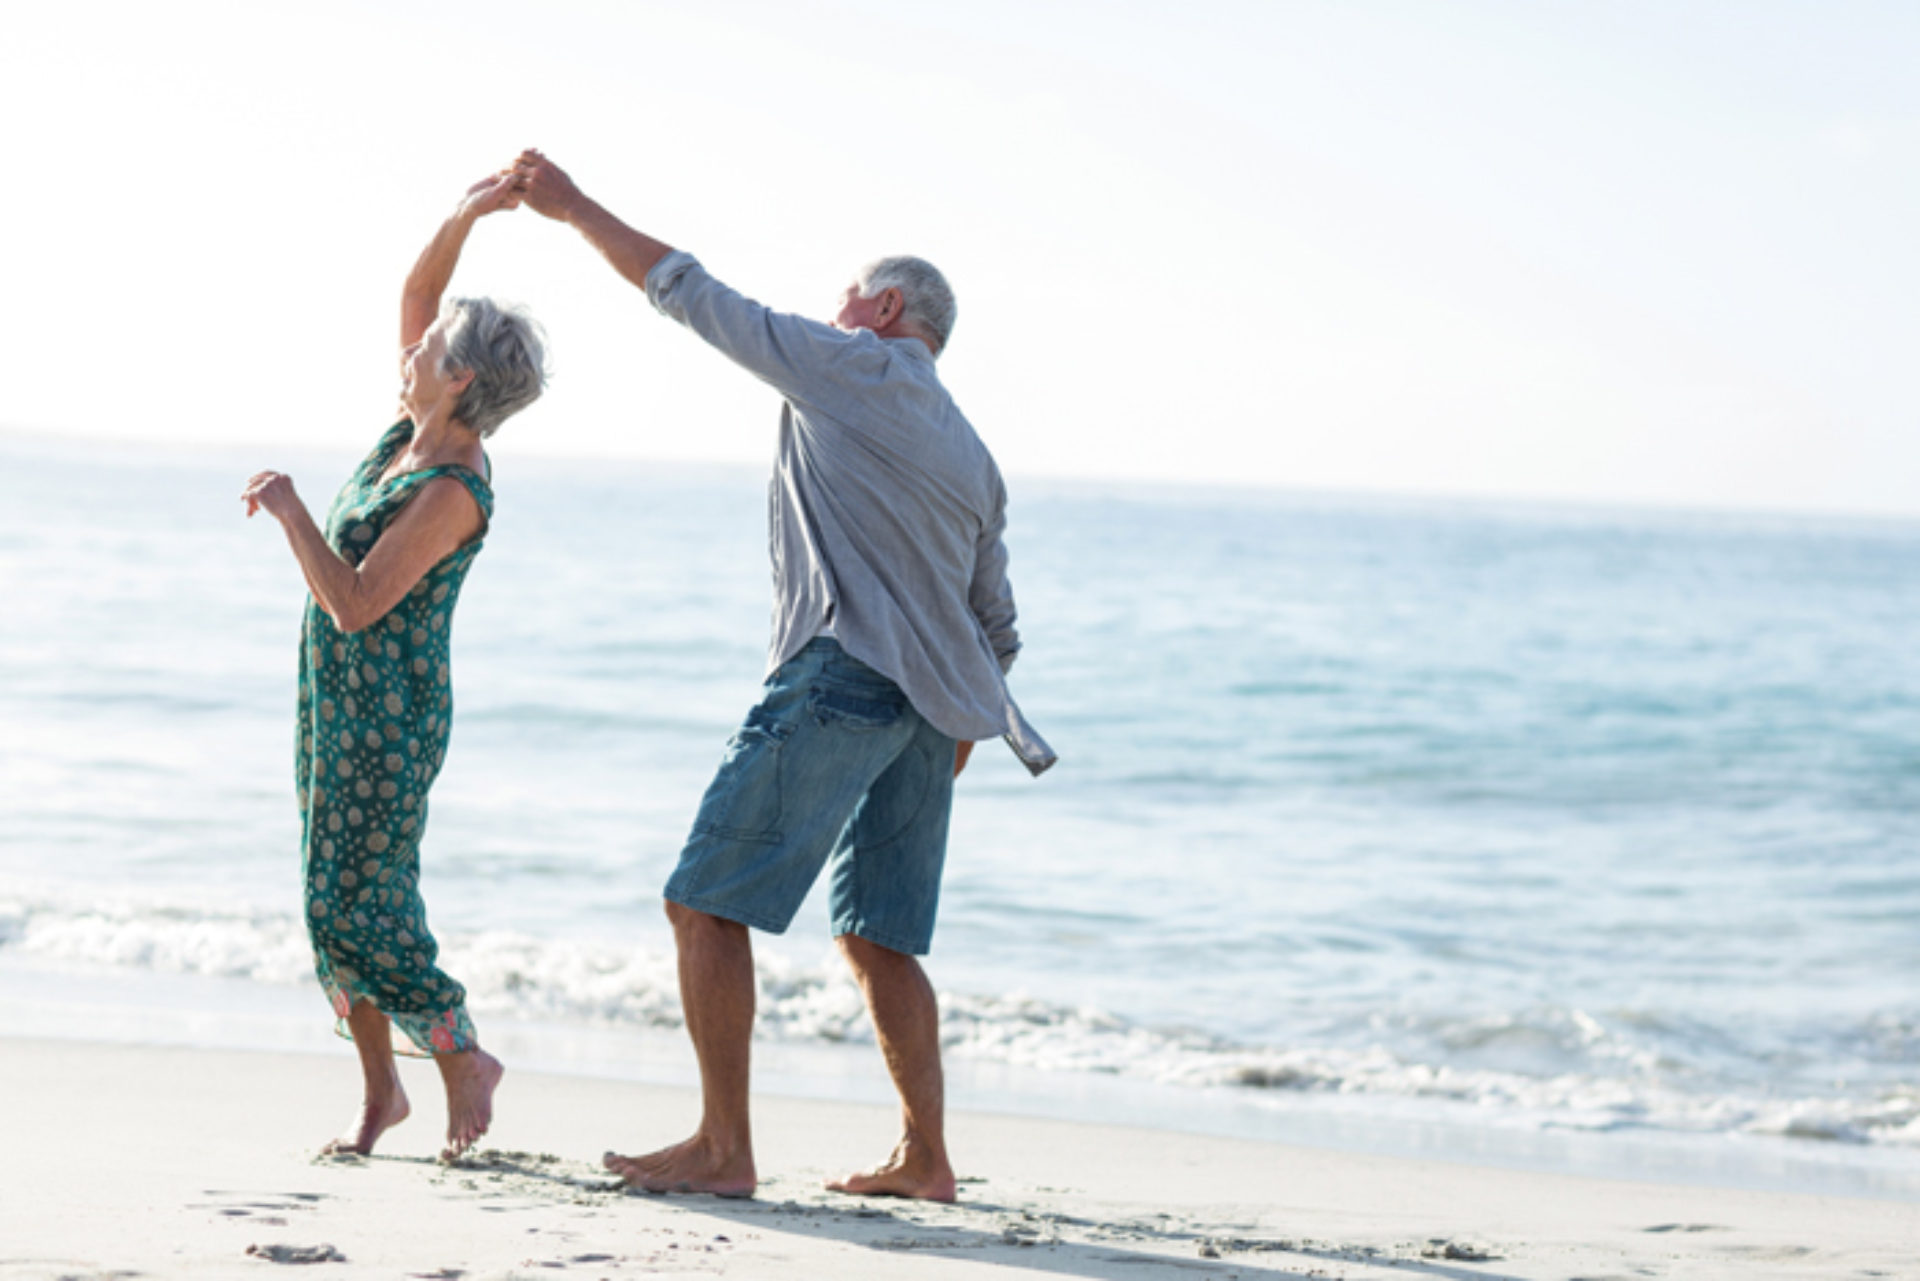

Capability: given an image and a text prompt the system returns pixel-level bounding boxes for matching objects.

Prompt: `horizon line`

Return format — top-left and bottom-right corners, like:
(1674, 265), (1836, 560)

(5, 421), (1918, 533)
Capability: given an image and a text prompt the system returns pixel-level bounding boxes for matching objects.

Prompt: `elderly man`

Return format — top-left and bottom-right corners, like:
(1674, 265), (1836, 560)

(513, 150), (1053, 1201)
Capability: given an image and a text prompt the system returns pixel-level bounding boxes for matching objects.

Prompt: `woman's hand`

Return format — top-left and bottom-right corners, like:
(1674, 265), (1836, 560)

(241, 470), (300, 522)
(457, 170), (522, 222)
(243, 468), (481, 634)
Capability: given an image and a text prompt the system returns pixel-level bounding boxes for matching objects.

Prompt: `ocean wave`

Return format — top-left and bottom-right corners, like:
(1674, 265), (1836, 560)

(1, 887), (1914, 1149)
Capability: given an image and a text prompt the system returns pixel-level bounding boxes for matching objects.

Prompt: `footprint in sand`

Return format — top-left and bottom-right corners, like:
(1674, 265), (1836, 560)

(195, 1190), (330, 1228)
(245, 1243), (346, 1264)
(1421, 1238), (1501, 1261)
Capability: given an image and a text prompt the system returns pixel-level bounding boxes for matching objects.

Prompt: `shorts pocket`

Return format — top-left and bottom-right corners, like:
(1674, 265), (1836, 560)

(691, 707), (791, 842)
(810, 680), (907, 732)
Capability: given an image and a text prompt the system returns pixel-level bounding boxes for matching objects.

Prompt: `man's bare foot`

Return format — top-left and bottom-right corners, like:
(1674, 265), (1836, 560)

(825, 1136), (956, 1202)
(437, 1048), (504, 1160)
(320, 1087), (410, 1156)
(602, 1134), (756, 1198)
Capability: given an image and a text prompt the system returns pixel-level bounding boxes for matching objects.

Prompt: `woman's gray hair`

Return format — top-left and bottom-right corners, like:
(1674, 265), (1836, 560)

(855, 256), (957, 355)
(439, 296), (549, 438)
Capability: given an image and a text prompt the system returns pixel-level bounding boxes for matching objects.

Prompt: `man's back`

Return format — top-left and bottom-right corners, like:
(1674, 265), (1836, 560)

(647, 251), (1053, 774)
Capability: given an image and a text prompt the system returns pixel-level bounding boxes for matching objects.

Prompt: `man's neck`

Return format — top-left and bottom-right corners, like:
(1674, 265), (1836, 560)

(874, 323), (935, 358)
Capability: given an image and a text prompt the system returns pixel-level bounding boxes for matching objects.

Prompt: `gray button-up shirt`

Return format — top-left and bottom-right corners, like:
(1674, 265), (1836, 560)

(647, 251), (1056, 776)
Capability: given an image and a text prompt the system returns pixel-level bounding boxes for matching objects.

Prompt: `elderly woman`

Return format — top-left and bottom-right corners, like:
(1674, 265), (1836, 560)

(242, 172), (545, 1159)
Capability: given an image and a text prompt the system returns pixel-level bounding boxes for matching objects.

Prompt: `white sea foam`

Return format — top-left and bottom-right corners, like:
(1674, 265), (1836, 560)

(3, 886), (1914, 1150)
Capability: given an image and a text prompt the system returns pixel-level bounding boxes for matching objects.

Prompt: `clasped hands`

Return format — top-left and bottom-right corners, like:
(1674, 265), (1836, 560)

(458, 150), (582, 224)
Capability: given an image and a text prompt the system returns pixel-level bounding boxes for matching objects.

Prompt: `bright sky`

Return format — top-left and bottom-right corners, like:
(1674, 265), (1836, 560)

(4, 1), (1916, 515)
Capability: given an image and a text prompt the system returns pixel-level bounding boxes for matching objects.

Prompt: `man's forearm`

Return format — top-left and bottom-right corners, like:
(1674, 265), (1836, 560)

(565, 197), (675, 293)
(513, 151), (675, 293)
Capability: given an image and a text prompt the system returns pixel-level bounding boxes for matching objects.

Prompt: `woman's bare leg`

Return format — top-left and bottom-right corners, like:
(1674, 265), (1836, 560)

(322, 1000), (411, 1155)
(435, 1043), (505, 1161)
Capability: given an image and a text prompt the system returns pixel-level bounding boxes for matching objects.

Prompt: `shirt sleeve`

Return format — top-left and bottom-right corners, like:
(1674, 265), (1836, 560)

(646, 251), (861, 409)
(968, 476), (1022, 674)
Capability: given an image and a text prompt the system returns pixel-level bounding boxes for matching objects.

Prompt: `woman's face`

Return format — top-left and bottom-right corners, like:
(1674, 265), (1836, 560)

(400, 320), (461, 417)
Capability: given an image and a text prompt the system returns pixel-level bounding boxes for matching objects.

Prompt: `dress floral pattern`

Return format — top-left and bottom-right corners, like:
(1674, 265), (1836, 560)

(296, 421), (492, 1056)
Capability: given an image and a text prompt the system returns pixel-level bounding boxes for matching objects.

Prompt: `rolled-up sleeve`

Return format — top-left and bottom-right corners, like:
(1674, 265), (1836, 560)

(968, 480), (1022, 674)
(646, 251), (853, 408)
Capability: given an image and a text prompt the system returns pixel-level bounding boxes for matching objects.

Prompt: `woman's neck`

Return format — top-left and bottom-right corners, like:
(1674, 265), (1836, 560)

(404, 388), (461, 437)
(388, 403), (482, 479)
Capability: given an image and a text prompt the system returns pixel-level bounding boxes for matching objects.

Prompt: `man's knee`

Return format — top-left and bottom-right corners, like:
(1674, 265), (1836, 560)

(836, 930), (907, 972)
(665, 897), (747, 940)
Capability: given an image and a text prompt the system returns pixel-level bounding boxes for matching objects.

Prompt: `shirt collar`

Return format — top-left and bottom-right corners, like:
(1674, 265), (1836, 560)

(886, 336), (937, 363)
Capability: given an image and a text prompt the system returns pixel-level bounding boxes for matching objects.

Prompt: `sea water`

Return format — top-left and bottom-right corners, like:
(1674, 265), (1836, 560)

(2, 432), (1917, 1195)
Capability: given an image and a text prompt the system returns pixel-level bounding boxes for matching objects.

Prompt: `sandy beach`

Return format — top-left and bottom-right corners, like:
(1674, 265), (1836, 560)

(1, 1036), (1911, 1280)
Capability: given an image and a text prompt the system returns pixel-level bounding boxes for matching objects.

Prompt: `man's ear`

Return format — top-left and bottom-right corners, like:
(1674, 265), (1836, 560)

(877, 287), (905, 328)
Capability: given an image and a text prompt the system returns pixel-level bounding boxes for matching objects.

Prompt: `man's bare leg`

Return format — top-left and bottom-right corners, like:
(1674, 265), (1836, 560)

(436, 1042), (505, 1161)
(603, 901), (758, 1196)
(825, 933), (957, 1202)
(322, 1000), (410, 1155)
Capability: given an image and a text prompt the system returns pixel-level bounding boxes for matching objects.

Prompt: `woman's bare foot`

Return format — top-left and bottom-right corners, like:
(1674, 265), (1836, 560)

(825, 1135), (956, 1202)
(436, 1048), (504, 1160)
(321, 1086), (411, 1156)
(603, 1134), (756, 1198)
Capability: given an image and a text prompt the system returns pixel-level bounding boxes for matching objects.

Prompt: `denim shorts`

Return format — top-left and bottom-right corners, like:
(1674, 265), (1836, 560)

(664, 639), (957, 956)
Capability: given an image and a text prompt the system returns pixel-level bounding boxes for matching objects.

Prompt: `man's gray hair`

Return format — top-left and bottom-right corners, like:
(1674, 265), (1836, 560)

(440, 296), (549, 438)
(856, 256), (957, 355)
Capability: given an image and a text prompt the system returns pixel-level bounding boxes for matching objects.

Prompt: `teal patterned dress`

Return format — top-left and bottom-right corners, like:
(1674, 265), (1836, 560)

(296, 420), (492, 1056)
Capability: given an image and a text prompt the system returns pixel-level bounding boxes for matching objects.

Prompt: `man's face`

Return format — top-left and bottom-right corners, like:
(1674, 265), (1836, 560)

(833, 281), (886, 334)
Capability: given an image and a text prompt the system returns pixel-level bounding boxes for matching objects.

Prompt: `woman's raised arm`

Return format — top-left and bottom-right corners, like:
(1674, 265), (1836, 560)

(400, 172), (522, 352)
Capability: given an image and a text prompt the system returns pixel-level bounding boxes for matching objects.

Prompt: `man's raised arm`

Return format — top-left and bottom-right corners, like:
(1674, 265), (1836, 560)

(509, 148), (860, 409)
(513, 149), (674, 292)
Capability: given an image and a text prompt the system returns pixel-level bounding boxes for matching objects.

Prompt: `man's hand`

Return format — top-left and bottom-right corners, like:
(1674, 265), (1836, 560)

(511, 148), (585, 223)
(457, 170), (522, 221)
(954, 741), (975, 778)
(507, 149), (672, 291)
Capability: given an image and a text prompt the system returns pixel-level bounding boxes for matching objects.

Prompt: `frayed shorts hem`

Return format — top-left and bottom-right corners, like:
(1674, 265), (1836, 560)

(831, 919), (931, 957)
(662, 886), (795, 937)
